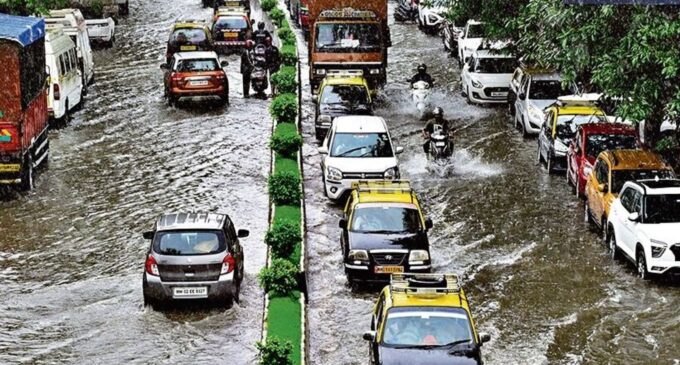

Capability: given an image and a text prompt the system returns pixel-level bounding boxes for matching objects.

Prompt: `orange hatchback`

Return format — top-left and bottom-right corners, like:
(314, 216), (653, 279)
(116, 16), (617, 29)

(161, 51), (229, 106)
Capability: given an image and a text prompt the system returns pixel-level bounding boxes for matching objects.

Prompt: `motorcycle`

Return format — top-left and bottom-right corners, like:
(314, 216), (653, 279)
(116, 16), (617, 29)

(251, 44), (269, 94)
(441, 20), (462, 57)
(394, 0), (418, 22)
(412, 80), (432, 120)
(427, 125), (454, 160)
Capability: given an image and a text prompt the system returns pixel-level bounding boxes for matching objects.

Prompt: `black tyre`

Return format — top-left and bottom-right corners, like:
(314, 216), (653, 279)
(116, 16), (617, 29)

(522, 118), (529, 138)
(536, 145), (544, 165)
(637, 248), (650, 280)
(609, 229), (620, 261)
(546, 154), (553, 173)
(19, 154), (34, 191)
(584, 202), (594, 225)
(168, 94), (177, 106)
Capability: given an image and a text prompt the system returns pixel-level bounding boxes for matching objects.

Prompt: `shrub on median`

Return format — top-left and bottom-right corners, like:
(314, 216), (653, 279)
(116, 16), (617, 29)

(269, 169), (301, 205)
(271, 124), (302, 157)
(271, 66), (297, 94)
(270, 8), (285, 27)
(278, 27), (295, 45)
(270, 93), (297, 123)
(281, 44), (297, 66)
(259, 258), (299, 296)
(261, 0), (276, 12)
(256, 337), (293, 365)
(265, 220), (302, 259)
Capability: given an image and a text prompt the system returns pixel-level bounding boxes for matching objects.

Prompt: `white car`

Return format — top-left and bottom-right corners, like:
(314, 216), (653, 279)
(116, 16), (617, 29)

(45, 25), (83, 122)
(46, 9), (95, 88)
(608, 179), (680, 280)
(85, 18), (115, 47)
(460, 49), (516, 104)
(457, 20), (484, 66)
(417, 1), (446, 35)
(318, 116), (403, 201)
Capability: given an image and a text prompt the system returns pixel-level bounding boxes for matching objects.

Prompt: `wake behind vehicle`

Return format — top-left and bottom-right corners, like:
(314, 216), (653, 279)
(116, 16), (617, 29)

(212, 7), (252, 53)
(363, 273), (490, 365)
(460, 49), (516, 104)
(607, 179), (680, 280)
(340, 181), (433, 285)
(165, 20), (214, 63)
(142, 212), (248, 307)
(411, 80), (432, 120)
(318, 116), (404, 201)
(161, 51), (229, 106)
(315, 71), (373, 141)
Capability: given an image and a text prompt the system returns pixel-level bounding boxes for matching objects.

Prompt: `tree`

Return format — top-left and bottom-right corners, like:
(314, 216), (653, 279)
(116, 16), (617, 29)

(0, 0), (68, 15)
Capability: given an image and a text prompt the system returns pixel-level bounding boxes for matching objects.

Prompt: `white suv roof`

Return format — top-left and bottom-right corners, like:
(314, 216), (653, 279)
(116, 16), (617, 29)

(633, 179), (680, 195)
(174, 51), (219, 60)
(467, 19), (483, 25)
(333, 116), (387, 134)
(473, 49), (514, 59)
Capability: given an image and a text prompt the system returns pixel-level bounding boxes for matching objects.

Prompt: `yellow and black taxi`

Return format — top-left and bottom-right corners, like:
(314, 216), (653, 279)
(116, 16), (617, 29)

(315, 71), (373, 141)
(340, 181), (432, 285)
(363, 273), (490, 365)
(165, 20), (214, 63)
(212, 7), (252, 53)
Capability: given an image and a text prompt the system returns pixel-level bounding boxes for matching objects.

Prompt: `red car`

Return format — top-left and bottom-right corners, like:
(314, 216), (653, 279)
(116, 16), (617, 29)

(567, 123), (637, 198)
(161, 51), (229, 106)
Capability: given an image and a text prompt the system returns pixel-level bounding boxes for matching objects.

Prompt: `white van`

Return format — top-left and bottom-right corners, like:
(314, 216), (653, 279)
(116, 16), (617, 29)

(45, 25), (83, 122)
(46, 9), (95, 90)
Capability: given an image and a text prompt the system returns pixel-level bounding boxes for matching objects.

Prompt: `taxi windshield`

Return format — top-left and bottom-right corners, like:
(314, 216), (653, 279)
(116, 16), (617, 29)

(330, 132), (393, 157)
(585, 134), (637, 159)
(382, 307), (474, 347)
(170, 28), (207, 44)
(351, 206), (421, 233)
(153, 230), (225, 255)
(321, 85), (369, 108)
(555, 114), (605, 140)
(214, 16), (248, 30)
(315, 23), (380, 53)
(175, 59), (220, 72)
(612, 170), (675, 194)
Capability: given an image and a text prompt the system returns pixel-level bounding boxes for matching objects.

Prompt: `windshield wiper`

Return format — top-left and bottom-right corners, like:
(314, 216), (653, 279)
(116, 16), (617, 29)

(337, 145), (374, 157)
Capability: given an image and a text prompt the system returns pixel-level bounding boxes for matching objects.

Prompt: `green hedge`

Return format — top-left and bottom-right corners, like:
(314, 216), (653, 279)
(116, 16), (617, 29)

(270, 93), (298, 123)
(278, 27), (296, 45)
(256, 337), (293, 365)
(269, 170), (301, 205)
(271, 123), (302, 157)
(259, 258), (300, 296)
(265, 220), (302, 259)
(261, 0), (276, 11)
(270, 8), (285, 27)
(271, 66), (297, 94)
(281, 44), (297, 66)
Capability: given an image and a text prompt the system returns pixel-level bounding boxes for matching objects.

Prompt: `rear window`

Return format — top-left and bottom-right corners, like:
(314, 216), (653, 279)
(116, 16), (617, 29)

(170, 28), (207, 44)
(153, 230), (225, 255)
(175, 58), (220, 72)
(214, 16), (248, 30)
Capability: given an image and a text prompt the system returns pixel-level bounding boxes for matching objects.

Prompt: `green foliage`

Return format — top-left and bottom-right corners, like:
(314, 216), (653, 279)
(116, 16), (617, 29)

(278, 27), (296, 45)
(270, 8), (285, 27)
(260, 0), (276, 12)
(270, 93), (298, 123)
(258, 258), (299, 296)
(1, 0), (67, 15)
(256, 337), (293, 365)
(269, 170), (301, 205)
(271, 66), (297, 94)
(271, 124), (302, 157)
(265, 220), (302, 259)
(281, 44), (298, 66)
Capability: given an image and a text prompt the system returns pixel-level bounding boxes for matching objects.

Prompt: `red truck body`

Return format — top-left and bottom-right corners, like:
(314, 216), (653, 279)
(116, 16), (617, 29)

(0, 14), (50, 190)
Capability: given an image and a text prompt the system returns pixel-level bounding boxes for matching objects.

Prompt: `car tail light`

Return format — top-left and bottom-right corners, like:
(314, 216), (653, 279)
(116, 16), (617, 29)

(221, 253), (235, 274)
(214, 73), (226, 81)
(53, 84), (61, 100)
(145, 255), (159, 276)
(170, 73), (184, 87)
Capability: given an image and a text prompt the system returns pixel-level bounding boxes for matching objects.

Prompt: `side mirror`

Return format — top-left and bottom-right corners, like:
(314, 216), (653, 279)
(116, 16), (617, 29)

(312, 98), (318, 104)
(237, 229), (250, 238)
(425, 218), (433, 230)
(479, 332), (491, 345)
(362, 331), (376, 342)
(628, 212), (640, 222)
(220, 60), (229, 67)
(143, 231), (155, 240)
(339, 218), (347, 229)
(317, 146), (328, 154)
(395, 146), (404, 155)
(160, 63), (169, 70)
(518, 93), (526, 100)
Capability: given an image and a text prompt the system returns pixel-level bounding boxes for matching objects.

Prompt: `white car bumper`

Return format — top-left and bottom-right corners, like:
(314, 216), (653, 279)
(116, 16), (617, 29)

(467, 83), (508, 104)
(647, 246), (680, 275)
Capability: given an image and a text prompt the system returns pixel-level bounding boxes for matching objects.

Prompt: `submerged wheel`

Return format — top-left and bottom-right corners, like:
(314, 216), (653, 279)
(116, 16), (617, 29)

(19, 154), (34, 191)
(584, 202), (594, 225)
(609, 229), (620, 261)
(637, 249), (650, 280)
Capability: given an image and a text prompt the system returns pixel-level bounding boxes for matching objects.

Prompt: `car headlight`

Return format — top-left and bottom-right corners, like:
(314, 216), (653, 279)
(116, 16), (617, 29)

(409, 250), (430, 264)
(369, 68), (380, 75)
(427, 14), (439, 23)
(317, 114), (332, 125)
(650, 239), (668, 258)
(471, 79), (483, 88)
(383, 167), (398, 180)
(327, 166), (342, 181)
(528, 105), (544, 121)
(315, 69), (326, 75)
(348, 249), (369, 262)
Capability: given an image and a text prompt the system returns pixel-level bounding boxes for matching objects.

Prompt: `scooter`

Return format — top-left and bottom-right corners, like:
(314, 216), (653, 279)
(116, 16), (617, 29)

(251, 45), (269, 95)
(412, 80), (432, 120)
(427, 130), (454, 160)
(394, 0), (418, 22)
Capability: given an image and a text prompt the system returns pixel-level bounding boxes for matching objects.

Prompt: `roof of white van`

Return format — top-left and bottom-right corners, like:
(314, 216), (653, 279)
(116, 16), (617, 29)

(174, 51), (219, 60)
(333, 116), (387, 133)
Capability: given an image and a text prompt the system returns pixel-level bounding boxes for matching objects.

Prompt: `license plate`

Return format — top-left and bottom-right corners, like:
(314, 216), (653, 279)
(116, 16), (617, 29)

(180, 45), (197, 51)
(173, 286), (208, 298)
(374, 265), (404, 274)
(435, 142), (446, 147)
(0, 164), (20, 173)
(491, 92), (506, 97)
(226, 1), (241, 6)
(190, 80), (209, 86)
(224, 32), (238, 39)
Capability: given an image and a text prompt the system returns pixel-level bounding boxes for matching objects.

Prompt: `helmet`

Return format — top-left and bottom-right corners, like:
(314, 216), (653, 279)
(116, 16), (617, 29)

(433, 107), (443, 117)
(417, 63), (427, 73)
(258, 21), (265, 30)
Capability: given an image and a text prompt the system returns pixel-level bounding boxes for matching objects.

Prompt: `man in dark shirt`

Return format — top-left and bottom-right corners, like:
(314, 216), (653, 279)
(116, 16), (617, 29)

(240, 40), (255, 98)
(423, 107), (454, 154)
(410, 63), (434, 87)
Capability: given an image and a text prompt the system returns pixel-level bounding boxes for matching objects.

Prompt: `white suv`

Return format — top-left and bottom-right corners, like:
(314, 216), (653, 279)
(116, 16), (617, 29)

(461, 49), (516, 104)
(457, 20), (484, 66)
(607, 179), (680, 280)
(318, 116), (403, 201)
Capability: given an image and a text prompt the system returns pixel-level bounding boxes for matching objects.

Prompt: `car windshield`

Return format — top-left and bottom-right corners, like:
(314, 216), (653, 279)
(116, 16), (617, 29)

(382, 307), (474, 347)
(585, 134), (637, 159)
(351, 206), (421, 233)
(170, 28), (207, 44)
(466, 23), (483, 38)
(330, 132), (393, 157)
(315, 23), (380, 53)
(321, 85), (369, 108)
(175, 58), (220, 72)
(153, 230), (225, 255)
(529, 80), (572, 100)
(214, 16), (248, 30)
(474, 57), (516, 74)
(555, 114), (605, 140)
(645, 194), (680, 223)
(612, 170), (675, 194)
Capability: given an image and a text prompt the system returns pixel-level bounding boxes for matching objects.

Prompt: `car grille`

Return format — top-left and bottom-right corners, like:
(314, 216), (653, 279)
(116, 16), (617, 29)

(343, 172), (384, 179)
(371, 251), (406, 265)
(483, 87), (509, 96)
(670, 245), (680, 261)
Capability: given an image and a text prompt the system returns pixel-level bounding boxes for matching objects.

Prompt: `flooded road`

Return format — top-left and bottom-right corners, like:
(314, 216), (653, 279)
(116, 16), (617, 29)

(0, 0), (271, 363)
(302, 3), (680, 365)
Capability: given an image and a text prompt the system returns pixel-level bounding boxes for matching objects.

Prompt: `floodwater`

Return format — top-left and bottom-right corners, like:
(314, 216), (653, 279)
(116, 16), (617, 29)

(301, 3), (680, 365)
(0, 0), (271, 363)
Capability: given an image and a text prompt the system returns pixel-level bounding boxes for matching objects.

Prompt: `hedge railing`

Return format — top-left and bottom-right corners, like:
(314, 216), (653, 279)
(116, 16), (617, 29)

(256, 1), (305, 364)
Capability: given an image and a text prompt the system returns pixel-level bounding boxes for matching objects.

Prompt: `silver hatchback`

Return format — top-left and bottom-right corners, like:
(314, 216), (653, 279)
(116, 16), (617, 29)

(142, 212), (248, 307)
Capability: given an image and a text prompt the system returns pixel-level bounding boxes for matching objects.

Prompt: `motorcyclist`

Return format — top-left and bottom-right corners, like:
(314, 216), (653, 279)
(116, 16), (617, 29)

(253, 21), (272, 44)
(410, 63), (434, 88)
(263, 36), (281, 74)
(240, 40), (255, 98)
(422, 107), (454, 154)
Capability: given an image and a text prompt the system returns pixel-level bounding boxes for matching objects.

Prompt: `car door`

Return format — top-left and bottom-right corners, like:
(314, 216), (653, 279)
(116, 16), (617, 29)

(65, 48), (82, 106)
(538, 112), (552, 160)
(568, 130), (581, 181)
(615, 188), (636, 256)
(591, 161), (610, 224)
(225, 218), (244, 273)
(341, 195), (354, 256)
(461, 56), (473, 88)
(515, 76), (528, 122)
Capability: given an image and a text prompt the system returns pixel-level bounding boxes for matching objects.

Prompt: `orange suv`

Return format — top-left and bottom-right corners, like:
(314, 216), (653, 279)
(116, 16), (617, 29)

(161, 51), (229, 106)
(584, 149), (675, 239)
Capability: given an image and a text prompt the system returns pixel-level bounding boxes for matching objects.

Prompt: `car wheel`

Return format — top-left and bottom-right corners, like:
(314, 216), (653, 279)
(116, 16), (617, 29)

(601, 218), (608, 243)
(168, 94), (177, 106)
(322, 173), (330, 199)
(466, 87), (472, 104)
(536, 145), (543, 165)
(575, 177), (582, 199)
(19, 154), (34, 191)
(232, 279), (241, 304)
(522, 118), (530, 138)
(546, 154), (553, 173)
(609, 228), (620, 261)
(637, 248), (649, 280)
(584, 202), (594, 225)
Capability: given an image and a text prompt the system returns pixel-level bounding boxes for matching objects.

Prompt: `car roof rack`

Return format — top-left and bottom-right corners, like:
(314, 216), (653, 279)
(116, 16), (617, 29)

(175, 18), (206, 24)
(353, 180), (416, 203)
(216, 6), (246, 13)
(556, 93), (600, 107)
(390, 273), (461, 295)
(326, 70), (364, 78)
